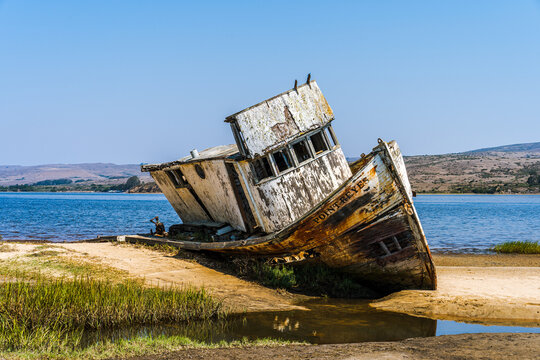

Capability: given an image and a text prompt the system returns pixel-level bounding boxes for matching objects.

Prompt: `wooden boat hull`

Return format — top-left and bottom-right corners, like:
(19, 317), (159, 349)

(131, 140), (436, 292)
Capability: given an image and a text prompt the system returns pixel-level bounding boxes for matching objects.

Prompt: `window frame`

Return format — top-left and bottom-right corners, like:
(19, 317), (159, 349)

(251, 125), (339, 184)
(291, 138), (314, 164)
(271, 148), (294, 174)
(251, 155), (275, 183)
(309, 130), (330, 155)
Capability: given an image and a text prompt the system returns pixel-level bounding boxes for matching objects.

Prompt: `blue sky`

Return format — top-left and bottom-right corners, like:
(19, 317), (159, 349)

(1, 1), (539, 165)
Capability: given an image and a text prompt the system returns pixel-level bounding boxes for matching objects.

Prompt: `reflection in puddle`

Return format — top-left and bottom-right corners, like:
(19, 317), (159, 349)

(82, 299), (436, 347)
(81, 298), (540, 347)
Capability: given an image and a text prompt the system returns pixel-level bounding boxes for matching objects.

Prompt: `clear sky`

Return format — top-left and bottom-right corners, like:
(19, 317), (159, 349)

(1, 1), (539, 165)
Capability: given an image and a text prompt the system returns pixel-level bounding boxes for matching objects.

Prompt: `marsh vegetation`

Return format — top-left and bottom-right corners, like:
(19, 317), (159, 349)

(0, 244), (235, 359)
(491, 240), (540, 254)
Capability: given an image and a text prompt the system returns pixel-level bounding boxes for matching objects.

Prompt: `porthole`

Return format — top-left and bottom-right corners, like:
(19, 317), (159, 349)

(195, 164), (206, 179)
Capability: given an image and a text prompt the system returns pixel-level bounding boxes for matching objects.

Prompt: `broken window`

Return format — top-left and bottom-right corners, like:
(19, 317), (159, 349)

(166, 169), (188, 188)
(310, 131), (329, 155)
(292, 139), (313, 164)
(272, 148), (294, 173)
(252, 156), (273, 182)
(325, 126), (338, 147)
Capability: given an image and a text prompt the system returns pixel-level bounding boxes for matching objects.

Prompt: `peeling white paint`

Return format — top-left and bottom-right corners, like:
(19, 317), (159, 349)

(237, 148), (352, 233)
(228, 81), (333, 157)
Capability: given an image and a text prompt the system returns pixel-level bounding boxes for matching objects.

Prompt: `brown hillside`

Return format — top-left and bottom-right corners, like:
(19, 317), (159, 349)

(405, 151), (540, 194)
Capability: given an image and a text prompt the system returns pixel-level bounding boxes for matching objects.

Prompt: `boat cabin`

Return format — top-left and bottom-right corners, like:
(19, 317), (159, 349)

(141, 80), (352, 235)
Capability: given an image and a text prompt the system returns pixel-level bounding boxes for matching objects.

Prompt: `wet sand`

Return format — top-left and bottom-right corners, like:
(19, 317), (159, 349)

(371, 253), (540, 325)
(126, 333), (540, 360)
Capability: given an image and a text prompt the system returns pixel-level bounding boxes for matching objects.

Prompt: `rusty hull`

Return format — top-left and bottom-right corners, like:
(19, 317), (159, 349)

(132, 140), (437, 292)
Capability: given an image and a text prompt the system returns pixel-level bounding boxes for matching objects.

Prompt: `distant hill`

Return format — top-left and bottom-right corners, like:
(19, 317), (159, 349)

(403, 142), (540, 194)
(465, 142), (540, 154)
(0, 163), (151, 186)
(3, 141), (540, 194)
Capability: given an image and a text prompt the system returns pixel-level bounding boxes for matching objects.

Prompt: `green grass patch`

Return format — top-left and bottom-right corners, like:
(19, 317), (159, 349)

(0, 275), (225, 354)
(0, 244), (300, 359)
(491, 240), (540, 254)
(235, 260), (378, 298)
(27, 250), (60, 257)
(1, 335), (301, 360)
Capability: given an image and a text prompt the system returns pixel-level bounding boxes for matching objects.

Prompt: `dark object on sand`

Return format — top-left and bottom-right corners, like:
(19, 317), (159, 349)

(150, 216), (166, 236)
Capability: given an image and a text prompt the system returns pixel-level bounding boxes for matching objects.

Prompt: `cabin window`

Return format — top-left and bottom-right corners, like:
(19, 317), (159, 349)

(292, 139), (313, 164)
(272, 148), (294, 173)
(310, 131), (329, 155)
(253, 156), (273, 182)
(166, 169), (188, 188)
(325, 125), (338, 147)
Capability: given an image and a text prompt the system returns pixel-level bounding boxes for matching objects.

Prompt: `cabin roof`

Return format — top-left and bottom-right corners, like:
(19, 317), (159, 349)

(224, 81), (325, 122)
(141, 144), (239, 172)
(224, 80), (334, 157)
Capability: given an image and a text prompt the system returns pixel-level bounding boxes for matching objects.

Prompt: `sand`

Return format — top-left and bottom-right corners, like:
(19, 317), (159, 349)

(371, 254), (540, 325)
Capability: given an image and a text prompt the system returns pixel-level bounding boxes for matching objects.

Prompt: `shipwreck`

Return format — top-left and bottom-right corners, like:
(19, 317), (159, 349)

(140, 77), (436, 292)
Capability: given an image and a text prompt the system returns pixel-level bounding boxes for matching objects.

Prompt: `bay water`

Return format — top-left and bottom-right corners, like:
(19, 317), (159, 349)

(0, 193), (538, 252)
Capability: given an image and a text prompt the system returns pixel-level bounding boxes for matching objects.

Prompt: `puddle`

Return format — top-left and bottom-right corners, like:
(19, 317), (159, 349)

(81, 299), (540, 347)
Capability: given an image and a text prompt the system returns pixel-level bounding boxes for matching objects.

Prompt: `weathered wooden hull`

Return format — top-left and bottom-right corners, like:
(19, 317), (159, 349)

(135, 140), (436, 292)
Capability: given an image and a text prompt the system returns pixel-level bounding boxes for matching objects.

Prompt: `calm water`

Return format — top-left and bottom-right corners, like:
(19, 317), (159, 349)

(0, 192), (539, 252)
(415, 195), (540, 252)
(81, 299), (540, 347)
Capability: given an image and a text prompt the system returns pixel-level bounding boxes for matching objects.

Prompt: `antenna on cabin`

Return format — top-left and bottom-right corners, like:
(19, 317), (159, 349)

(306, 73), (311, 84)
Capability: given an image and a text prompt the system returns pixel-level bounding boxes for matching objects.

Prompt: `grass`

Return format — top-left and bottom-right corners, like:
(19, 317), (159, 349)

(238, 260), (379, 298)
(0, 275), (225, 355)
(491, 240), (540, 254)
(1, 335), (302, 360)
(0, 243), (299, 359)
(0, 246), (231, 358)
